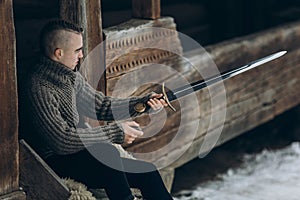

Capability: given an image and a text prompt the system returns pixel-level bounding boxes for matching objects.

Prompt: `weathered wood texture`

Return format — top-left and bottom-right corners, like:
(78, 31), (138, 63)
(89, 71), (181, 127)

(85, 0), (105, 92)
(19, 140), (70, 200)
(59, 0), (104, 90)
(0, 1), (24, 199)
(104, 17), (181, 94)
(132, 0), (161, 19)
(0, 191), (26, 200)
(59, 0), (87, 29)
(104, 18), (300, 170)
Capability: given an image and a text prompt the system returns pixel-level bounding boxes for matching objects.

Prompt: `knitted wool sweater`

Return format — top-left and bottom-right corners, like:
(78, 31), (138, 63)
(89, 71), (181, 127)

(25, 56), (150, 159)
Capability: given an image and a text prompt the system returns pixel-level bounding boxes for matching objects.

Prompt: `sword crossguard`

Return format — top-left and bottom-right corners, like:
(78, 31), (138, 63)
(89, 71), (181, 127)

(162, 82), (176, 112)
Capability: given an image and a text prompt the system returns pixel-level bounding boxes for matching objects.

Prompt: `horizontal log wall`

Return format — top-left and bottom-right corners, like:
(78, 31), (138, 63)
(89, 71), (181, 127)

(104, 19), (300, 170)
(172, 21), (299, 168)
(166, 28), (300, 169)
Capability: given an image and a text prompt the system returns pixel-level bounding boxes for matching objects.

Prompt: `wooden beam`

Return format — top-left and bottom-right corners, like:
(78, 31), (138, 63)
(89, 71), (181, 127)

(85, 0), (103, 52)
(19, 140), (70, 200)
(0, 0), (23, 198)
(85, 0), (106, 92)
(59, 0), (88, 55)
(59, 0), (85, 25)
(132, 0), (161, 19)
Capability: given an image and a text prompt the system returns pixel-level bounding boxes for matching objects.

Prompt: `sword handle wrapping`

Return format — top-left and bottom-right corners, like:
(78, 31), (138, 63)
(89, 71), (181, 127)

(134, 83), (176, 113)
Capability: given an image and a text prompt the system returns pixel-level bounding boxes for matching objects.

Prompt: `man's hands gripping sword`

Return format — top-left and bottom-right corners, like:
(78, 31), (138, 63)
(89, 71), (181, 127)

(122, 93), (168, 144)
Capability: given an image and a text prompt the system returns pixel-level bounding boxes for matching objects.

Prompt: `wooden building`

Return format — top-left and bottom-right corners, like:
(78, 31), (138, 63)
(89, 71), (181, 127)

(1, 0), (300, 199)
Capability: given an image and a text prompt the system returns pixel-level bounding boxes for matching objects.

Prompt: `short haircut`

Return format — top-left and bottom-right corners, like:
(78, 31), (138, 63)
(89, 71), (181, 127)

(39, 19), (83, 57)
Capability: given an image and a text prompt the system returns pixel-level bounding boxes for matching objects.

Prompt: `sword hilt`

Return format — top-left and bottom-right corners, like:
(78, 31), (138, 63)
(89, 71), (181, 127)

(133, 102), (147, 113)
(134, 82), (176, 113)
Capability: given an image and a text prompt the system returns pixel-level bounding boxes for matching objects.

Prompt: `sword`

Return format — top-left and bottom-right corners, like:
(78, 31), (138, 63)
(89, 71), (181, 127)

(134, 50), (287, 113)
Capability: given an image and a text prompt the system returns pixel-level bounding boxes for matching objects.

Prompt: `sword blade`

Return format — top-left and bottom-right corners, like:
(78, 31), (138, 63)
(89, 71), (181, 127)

(166, 50), (287, 102)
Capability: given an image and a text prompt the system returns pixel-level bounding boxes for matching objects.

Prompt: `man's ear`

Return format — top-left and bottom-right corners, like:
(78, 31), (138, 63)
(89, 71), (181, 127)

(54, 48), (63, 60)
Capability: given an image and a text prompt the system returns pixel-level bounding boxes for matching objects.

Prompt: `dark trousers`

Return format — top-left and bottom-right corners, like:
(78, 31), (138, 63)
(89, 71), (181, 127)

(45, 143), (173, 200)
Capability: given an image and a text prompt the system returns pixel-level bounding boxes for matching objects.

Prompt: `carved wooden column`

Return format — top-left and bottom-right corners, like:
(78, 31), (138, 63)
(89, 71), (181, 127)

(0, 0), (26, 199)
(132, 0), (161, 19)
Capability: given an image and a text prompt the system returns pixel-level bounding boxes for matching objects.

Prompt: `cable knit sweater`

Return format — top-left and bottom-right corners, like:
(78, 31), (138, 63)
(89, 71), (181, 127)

(25, 56), (150, 159)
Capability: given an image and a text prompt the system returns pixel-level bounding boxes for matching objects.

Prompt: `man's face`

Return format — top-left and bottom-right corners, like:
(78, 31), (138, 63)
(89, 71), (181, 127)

(60, 32), (84, 70)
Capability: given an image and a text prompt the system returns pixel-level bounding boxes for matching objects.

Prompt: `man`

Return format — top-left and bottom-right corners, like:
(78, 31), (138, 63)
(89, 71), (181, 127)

(23, 19), (174, 200)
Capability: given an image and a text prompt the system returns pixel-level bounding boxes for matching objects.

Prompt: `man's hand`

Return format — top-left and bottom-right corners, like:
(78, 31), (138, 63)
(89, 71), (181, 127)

(147, 93), (168, 111)
(121, 121), (143, 144)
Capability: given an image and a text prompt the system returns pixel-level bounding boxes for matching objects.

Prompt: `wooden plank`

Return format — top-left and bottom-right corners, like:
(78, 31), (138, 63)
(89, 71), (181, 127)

(0, 0), (20, 197)
(132, 0), (160, 19)
(0, 191), (26, 200)
(84, 0), (103, 53)
(19, 140), (70, 200)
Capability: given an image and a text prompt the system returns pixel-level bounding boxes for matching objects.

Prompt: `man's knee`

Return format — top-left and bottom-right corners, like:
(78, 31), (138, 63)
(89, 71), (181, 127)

(123, 158), (158, 173)
(88, 142), (120, 156)
(86, 143), (123, 168)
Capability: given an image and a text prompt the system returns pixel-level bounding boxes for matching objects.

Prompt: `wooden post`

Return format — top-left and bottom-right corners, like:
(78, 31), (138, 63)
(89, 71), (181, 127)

(59, 0), (105, 92)
(0, 0), (25, 199)
(132, 0), (161, 19)
(85, 0), (106, 93)
(59, 0), (88, 64)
